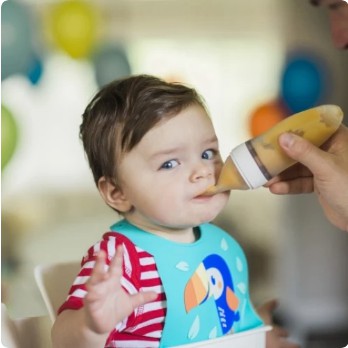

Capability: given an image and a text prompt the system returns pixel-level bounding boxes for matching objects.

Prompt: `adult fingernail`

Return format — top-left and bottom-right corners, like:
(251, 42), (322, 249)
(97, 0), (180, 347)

(279, 132), (295, 148)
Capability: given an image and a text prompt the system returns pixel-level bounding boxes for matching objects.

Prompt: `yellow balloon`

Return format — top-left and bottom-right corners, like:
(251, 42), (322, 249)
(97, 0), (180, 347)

(50, 1), (97, 59)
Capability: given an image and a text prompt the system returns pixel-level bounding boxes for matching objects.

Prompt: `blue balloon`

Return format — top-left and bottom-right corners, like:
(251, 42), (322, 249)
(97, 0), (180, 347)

(27, 56), (43, 85)
(280, 55), (327, 113)
(92, 44), (131, 87)
(1, 1), (35, 79)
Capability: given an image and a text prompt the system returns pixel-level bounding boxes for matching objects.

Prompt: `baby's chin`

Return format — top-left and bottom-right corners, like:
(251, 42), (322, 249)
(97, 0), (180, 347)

(165, 213), (219, 230)
(194, 210), (222, 226)
(205, 195), (229, 219)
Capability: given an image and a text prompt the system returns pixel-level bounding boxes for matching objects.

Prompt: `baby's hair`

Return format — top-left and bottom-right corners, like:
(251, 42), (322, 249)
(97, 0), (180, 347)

(80, 74), (207, 185)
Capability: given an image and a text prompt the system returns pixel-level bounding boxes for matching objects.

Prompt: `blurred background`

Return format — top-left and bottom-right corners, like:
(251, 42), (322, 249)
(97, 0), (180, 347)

(1, 0), (348, 347)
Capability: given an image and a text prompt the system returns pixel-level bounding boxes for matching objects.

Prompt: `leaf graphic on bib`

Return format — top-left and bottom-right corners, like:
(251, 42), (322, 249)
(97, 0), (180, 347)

(236, 257), (243, 272)
(176, 261), (190, 271)
(209, 326), (218, 339)
(237, 282), (247, 294)
(220, 238), (228, 251)
(188, 315), (200, 340)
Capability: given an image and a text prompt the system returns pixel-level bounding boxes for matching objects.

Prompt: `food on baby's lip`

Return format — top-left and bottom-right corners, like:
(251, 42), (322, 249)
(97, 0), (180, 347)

(205, 104), (343, 195)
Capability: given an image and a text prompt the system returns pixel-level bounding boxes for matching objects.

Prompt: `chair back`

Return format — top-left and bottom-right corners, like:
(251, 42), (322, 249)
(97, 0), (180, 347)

(34, 260), (80, 322)
(2, 303), (21, 348)
(1, 303), (51, 348)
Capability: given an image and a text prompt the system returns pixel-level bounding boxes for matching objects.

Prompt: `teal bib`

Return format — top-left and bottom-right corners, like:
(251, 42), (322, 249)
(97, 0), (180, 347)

(110, 220), (263, 347)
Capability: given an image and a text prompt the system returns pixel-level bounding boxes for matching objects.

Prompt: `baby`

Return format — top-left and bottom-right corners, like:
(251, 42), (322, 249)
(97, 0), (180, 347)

(52, 75), (298, 348)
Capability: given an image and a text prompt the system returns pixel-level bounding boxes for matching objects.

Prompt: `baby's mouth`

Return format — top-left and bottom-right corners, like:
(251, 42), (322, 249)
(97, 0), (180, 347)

(202, 185), (216, 196)
(195, 186), (215, 199)
(198, 184), (218, 196)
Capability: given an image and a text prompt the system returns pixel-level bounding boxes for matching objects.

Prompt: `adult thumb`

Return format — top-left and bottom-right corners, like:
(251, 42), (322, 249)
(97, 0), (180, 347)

(278, 132), (331, 176)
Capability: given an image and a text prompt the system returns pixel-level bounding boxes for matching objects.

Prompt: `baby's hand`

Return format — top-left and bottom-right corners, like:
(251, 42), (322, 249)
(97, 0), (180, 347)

(257, 300), (300, 348)
(84, 246), (157, 334)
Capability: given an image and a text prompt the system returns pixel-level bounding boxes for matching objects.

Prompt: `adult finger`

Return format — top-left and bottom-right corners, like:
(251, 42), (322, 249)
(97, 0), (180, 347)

(278, 132), (332, 178)
(268, 176), (314, 194)
(266, 163), (312, 185)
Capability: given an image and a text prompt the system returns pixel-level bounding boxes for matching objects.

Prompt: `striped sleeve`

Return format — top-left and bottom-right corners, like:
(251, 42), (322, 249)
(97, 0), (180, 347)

(57, 232), (141, 317)
(57, 231), (166, 347)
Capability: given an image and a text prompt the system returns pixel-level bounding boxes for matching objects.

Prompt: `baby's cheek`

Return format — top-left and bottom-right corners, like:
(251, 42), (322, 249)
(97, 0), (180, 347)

(149, 194), (178, 217)
(215, 161), (223, 178)
(214, 193), (230, 213)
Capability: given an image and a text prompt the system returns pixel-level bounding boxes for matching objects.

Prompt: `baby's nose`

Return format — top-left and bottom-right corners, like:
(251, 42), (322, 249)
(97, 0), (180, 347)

(190, 163), (213, 182)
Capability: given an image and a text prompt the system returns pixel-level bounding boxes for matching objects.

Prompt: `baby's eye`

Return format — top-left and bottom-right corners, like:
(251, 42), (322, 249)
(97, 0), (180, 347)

(160, 159), (180, 170)
(202, 149), (215, 160)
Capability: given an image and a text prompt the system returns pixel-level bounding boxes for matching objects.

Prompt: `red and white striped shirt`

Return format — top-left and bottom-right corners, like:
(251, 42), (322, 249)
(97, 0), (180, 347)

(58, 232), (167, 348)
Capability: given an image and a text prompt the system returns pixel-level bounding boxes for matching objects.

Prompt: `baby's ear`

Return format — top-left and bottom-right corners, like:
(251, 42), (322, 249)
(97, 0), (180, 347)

(98, 176), (132, 212)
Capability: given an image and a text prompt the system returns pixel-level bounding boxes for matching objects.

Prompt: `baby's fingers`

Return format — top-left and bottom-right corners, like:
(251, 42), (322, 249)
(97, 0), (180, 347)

(88, 250), (108, 285)
(108, 245), (124, 279)
(109, 245), (123, 274)
(130, 291), (158, 310)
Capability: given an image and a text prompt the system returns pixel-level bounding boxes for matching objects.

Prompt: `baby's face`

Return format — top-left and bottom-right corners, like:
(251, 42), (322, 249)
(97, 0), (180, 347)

(117, 104), (229, 236)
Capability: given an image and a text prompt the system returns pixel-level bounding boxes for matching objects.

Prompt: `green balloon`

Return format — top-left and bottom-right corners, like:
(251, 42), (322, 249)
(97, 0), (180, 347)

(1, 105), (18, 171)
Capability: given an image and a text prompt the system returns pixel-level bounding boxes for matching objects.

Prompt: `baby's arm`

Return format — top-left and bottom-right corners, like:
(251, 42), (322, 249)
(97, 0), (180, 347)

(257, 300), (300, 348)
(51, 246), (157, 348)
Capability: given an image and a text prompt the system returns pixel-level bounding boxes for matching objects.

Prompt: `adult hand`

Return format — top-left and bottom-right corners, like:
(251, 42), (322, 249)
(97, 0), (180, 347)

(266, 124), (348, 232)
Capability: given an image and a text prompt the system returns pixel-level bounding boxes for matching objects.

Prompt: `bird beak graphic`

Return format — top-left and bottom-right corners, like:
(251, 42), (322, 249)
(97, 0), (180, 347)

(226, 286), (239, 311)
(184, 263), (209, 313)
